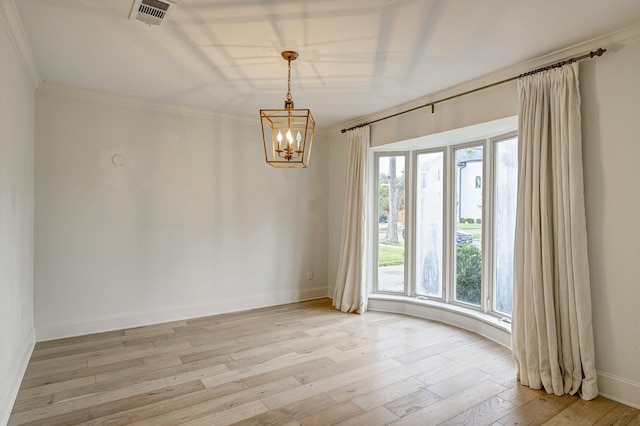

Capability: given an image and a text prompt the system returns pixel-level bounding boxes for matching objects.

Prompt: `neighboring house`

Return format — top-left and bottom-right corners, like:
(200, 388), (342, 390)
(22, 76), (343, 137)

(456, 147), (483, 222)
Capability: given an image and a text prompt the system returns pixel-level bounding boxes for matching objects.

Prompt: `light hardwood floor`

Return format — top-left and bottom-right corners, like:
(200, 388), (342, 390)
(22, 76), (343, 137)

(9, 298), (640, 425)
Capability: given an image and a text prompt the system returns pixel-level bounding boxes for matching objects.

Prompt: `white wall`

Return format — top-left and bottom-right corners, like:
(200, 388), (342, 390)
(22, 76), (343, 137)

(327, 27), (640, 407)
(327, 133), (347, 299)
(0, 6), (35, 424)
(34, 86), (328, 340)
(581, 37), (640, 403)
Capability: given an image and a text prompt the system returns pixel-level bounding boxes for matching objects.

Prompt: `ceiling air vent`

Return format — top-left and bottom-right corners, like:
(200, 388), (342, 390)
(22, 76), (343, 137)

(129, 0), (177, 26)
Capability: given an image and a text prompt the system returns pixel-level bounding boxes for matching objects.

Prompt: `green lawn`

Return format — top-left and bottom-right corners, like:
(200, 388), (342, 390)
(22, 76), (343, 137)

(378, 244), (404, 266)
(457, 223), (482, 230)
(458, 223), (482, 240)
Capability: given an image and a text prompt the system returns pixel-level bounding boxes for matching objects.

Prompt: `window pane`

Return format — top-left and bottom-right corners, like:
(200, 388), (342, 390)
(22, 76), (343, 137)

(377, 156), (405, 292)
(454, 146), (483, 306)
(494, 137), (518, 315)
(415, 152), (443, 297)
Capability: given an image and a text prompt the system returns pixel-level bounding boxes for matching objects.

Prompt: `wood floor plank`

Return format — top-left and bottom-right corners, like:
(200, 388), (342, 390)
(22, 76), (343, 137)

(426, 367), (493, 398)
(297, 400), (365, 426)
(33, 329), (126, 350)
(285, 329), (353, 354)
(122, 326), (209, 348)
(94, 356), (186, 384)
(262, 359), (404, 409)
(225, 345), (297, 370)
(327, 369), (415, 403)
(123, 320), (190, 336)
(15, 375), (96, 402)
(388, 379), (507, 425)
(592, 403), (640, 425)
(182, 330), (307, 363)
(86, 342), (192, 368)
(28, 341), (154, 372)
(52, 360), (228, 404)
(28, 340), (125, 363)
(438, 396), (517, 426)
(23, 359), (89, 378)
(351, 377), (426, 412)
(9, 298), (639, 426)
(199, 346), (342, 389)
(78, 379), (250, 425)
(229, 393), (338, 426)
(335, 405), (399, 426)
(383, 388), (442, 417)
(19, 358), (144, 390)
(31, 328), (179, 358)
(393, 335), (480, 365)
(128, 376), (301, 425)
(495, 392), (579, 425)
(296, 350), (398, 387)
(497, 383), (544, 407)
(16, 380), (205, 426)
(181, 400), (269, 426)
(241, 357), (336, 389)
(545, 396), (619, 425)
(10, 378), (169, 425)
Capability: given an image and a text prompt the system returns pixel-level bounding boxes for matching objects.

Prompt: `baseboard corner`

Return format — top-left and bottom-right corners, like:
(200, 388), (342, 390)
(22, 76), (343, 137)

(0, 327), (36, 425)
(597, 370), (640, 410)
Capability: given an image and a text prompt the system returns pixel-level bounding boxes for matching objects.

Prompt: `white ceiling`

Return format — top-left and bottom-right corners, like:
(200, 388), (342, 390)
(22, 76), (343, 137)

(14, 0), (640, 127)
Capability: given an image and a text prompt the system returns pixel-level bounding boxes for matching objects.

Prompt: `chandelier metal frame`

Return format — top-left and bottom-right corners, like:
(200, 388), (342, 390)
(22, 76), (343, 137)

(260, 51), (315, 168)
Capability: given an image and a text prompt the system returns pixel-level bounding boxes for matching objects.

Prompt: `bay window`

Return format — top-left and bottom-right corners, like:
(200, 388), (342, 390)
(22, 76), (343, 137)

(373, 130), (517, 319)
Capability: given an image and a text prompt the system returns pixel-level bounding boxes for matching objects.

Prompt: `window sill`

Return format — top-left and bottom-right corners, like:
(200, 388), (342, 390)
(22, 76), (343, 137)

(367, 294), (512, 348)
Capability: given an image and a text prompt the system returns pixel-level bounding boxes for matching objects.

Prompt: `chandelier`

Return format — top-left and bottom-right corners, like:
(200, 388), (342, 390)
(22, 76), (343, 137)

(260, 51), (315, 168)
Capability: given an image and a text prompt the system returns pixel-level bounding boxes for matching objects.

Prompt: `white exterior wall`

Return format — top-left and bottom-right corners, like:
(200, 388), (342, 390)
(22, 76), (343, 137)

(457, 160), (483, 221)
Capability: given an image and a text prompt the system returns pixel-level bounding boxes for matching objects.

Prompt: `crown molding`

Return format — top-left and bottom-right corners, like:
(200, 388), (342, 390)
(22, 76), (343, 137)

(338, 22), (640, 133)
(0, 0), (41, 89)
(37, 82), (257, 126)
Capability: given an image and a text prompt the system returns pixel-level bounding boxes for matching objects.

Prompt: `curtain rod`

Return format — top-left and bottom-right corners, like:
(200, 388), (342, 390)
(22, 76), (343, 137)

(340, 47), (606, 134)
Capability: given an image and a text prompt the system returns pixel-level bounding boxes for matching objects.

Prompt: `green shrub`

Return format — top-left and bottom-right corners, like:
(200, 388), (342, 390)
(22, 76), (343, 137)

(475, 218), (482, 224)
(456, 243), (481, 305)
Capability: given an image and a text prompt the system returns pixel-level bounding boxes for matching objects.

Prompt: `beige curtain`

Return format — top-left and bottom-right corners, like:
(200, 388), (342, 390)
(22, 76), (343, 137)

(333, 126), (369, 313)
(513, 62), (597, 400)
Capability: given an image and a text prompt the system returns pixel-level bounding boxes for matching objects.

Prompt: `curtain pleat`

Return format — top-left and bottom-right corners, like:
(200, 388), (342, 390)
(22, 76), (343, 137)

(333, 126), (369, 314)
(513, 63), (598, 400)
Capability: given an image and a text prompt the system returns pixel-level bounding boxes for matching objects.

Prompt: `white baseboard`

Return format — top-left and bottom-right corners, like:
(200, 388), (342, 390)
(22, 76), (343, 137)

(36, 287), (328, 342)
(597, 371), (640, 409)
(0, 327), (36, 426)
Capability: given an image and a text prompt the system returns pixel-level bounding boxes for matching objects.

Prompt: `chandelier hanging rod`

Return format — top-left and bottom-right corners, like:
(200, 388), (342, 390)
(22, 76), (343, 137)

(340, 47), (606, 134)
(284, 51), (295, 102)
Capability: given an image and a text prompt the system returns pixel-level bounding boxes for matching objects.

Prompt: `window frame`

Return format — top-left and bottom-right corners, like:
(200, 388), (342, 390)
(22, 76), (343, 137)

(412, 147), (447, 301)
(450, 140), (486, 312)
(490, 131), (518, 317)
(373, 151), (410, 296)
(371, 130), (517, 320)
